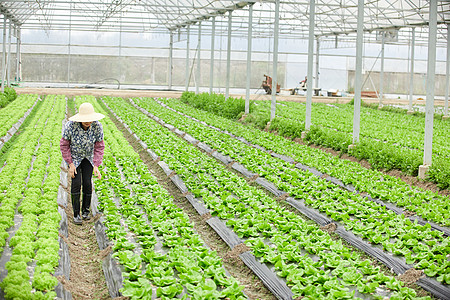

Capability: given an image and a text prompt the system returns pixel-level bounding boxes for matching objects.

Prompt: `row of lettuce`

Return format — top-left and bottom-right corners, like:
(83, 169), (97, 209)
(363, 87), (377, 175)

(268, 100), (449, 159)
(133, 96), (449, 284)
(177, 93), (449, 226)
(0, 95), (65, 299)
(77, 96), (246, 299)
(103, 95), (431, 299)
(0, 87), (17, 108)
(180, 92), (450, 189)
(2, 92), (445, 298)
(0, 93), (36, 139)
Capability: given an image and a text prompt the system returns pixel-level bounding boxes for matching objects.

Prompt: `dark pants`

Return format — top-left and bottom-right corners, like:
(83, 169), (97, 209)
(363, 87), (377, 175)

(71, 158), (93, 195)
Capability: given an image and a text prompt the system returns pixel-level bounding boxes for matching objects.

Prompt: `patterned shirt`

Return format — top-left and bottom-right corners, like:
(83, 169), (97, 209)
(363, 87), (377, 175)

(60, 120), (104, 168)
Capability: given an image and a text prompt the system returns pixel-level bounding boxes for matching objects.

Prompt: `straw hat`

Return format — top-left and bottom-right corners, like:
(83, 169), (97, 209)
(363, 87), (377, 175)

(69, 102), (105, 122)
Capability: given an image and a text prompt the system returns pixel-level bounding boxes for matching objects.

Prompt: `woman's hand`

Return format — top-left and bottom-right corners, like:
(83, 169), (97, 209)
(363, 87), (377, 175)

(69, 163), (77, 178)
(94, 166), (101, 180)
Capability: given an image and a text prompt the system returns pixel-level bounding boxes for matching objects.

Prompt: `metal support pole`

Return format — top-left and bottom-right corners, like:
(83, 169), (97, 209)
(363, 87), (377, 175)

(209, 17), (215, 94)
(196, 23), (201, 94)
(351, 0), (364, 145)
(379, 31), (385, 107)
(304, 0), (315, 131)
(270, 0), (280, 120)
(168, 31), (173, 90)
(2, 17), (7, 93)
(245, 4), (253, 114)
(185, 25), (190, 92)
(421, 0), (437, 172)
(444, 24), (450, 117)
(225, 11), (232, 100)
(315, 37), (319, 89)
(16, 27), (20, 82)
(67, 3), (72, 88)
(151, 57), (155, 84)
(118, 13), (123, 85)
(6, 20), (11, 87)
(408, 27), (415, 113)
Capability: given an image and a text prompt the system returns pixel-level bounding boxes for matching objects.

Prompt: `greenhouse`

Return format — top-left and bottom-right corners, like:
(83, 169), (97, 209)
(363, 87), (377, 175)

(0, 0), (449, 299)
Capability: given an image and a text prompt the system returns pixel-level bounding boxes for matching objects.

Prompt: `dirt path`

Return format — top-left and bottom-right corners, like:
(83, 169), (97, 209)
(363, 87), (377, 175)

(58, 188), (111, 299)
(16, 87), (184, 100)
(15, 86), (446, 107)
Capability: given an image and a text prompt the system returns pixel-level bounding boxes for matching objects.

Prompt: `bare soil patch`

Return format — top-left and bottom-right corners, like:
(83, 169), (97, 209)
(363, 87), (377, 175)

(16, 87), (184, 99)
(201, 212), (213, 221)
(397, 269), (430, 297)
(403, 210), (416, 218)
(320, 223), (337, 234)
(60, 182), (111, 300)
(277, 193), (290, 201)
(386, 169), (450, 197)
(16, 86), (450, 107)
(398, 268), (424, 284)
(223, 244), (251, 266)
(247, 174), (260, 183)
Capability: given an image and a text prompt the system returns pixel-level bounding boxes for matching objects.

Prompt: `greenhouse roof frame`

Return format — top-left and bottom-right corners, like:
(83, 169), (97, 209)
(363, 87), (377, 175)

(0, 0), (449, 45)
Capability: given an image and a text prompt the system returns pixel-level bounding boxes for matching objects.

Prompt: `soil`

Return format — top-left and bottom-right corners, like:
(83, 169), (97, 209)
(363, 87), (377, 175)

(105, 104), (276, 300)
(320, 223), (337, 234)
(397, 268), (424, 284)
(16, 87), (185, 100)
(227, 161), (236, 167)
(59, 181), (111, 300)
(397, 268), (429, 297)
(222, 243), (251, 272)
(277, 193), (290, 201)
(247, 174), (260, 183)
(201, 212), (213, 221)
(14, 86), (450, 107)
(385, 169), (449, 197)
(403, 210), (417, 218)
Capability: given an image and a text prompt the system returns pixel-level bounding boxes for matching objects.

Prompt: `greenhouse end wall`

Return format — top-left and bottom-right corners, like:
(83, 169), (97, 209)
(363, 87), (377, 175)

(2, 52), (448, 96)
(347, 70), (449, 96)
(18, 53), (286, 89)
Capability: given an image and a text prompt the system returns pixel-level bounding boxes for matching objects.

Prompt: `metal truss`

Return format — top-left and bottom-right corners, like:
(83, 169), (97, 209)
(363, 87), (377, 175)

(0, 0), (448, 45)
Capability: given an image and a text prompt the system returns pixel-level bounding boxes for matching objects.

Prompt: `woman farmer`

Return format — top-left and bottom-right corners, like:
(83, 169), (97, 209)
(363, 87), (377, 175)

(60, 102), (105, 225)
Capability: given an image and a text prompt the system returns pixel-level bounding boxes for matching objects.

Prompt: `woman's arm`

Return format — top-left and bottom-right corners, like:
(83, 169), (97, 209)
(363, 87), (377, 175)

(60, 138), (77, 178)
(60, 138), (73, 165)
(93, 140), (105, 179)
(93, 140), (105, 167)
